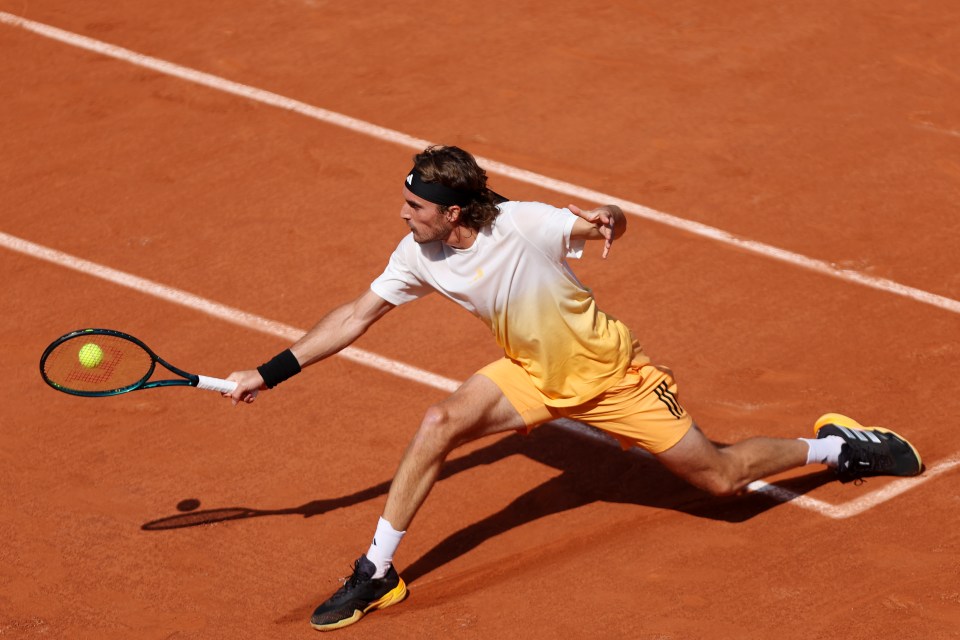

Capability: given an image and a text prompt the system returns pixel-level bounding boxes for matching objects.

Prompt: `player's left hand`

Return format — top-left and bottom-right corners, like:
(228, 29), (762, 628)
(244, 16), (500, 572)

(569, 204), (625, 258)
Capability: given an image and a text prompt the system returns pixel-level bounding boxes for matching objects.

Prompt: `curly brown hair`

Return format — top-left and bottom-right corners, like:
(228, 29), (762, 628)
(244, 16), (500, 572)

(413, 146), (503, 232)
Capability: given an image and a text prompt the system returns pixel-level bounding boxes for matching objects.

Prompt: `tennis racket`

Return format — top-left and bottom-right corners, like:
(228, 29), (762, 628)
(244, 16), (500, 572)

(40, 328), (237, 397)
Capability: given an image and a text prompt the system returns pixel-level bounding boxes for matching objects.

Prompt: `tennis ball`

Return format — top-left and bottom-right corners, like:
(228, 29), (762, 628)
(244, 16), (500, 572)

(78, 343), (104, 368)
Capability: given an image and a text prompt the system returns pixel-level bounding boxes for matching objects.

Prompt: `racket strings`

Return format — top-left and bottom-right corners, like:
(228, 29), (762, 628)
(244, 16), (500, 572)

(42, 335), (153, 393)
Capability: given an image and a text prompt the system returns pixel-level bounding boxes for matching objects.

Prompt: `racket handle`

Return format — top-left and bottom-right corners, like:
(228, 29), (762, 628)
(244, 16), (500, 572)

(196, 375), (238, 394)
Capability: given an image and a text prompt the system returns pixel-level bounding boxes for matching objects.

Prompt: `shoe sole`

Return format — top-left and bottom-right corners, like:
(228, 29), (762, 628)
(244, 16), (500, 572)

(814, 412), (923, 473)
(310, 578), (408, 632)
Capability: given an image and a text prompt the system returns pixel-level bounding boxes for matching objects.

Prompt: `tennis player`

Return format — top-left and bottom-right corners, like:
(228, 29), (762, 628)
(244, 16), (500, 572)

(225, 145), (922, 632)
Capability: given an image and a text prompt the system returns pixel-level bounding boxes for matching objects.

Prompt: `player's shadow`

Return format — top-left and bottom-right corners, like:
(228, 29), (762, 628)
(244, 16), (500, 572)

(400, 425), (834, 583)
(142, 423), (834, 581)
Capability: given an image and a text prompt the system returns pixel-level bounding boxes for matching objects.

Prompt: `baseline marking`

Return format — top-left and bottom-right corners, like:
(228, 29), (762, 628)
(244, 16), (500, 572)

(3, 229), (953, 519)
(2, 11), (960, 316)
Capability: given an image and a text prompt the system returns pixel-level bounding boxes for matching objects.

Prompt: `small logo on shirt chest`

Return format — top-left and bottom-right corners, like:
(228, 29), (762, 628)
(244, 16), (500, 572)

(470, 268), (485, 283)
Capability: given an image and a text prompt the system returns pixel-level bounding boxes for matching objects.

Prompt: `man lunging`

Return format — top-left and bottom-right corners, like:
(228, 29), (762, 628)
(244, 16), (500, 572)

(225, 145), (922, 631)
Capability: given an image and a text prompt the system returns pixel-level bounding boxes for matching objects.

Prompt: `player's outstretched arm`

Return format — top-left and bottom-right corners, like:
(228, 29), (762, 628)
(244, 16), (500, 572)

(225, 289), (394, 405)
(568, 204), (627, 258)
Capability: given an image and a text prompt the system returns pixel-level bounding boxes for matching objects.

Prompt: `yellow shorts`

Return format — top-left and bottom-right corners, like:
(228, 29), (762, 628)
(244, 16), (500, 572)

(477, 353), (694, 454)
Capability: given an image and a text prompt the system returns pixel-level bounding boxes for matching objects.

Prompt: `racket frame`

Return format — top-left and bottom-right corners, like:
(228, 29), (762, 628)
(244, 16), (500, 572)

(40, 328), (222, 397)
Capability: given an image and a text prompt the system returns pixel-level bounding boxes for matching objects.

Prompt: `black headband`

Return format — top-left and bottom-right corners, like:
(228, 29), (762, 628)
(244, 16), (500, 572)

(405, 168), (477, 207)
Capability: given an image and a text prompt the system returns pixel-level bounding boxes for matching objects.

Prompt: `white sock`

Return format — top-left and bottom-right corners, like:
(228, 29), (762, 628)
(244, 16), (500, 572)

(799, 436), (843, 467)
(366, 517), (406, 579)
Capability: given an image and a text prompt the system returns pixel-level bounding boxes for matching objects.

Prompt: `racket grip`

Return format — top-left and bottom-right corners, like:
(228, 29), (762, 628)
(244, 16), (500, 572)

(196, 375), (238, 394)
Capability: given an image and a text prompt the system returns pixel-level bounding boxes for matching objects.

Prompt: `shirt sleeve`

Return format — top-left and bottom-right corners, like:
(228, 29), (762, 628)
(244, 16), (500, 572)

(508, 201), (585, 261)
(370, 235), (435, 306)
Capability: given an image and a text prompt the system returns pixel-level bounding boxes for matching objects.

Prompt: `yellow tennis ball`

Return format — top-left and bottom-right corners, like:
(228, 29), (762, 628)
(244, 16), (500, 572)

(78, 343), (104, 368)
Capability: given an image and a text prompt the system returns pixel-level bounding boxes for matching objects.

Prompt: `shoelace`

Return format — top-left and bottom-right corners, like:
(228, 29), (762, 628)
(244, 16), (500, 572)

(333, 559), (370, 595)
(845, 439), (893, 474)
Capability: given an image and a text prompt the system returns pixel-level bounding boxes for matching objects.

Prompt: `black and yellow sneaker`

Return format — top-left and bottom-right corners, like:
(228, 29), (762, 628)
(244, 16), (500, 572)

(814, 413), (922, 482)
(310, 555), (408, 632)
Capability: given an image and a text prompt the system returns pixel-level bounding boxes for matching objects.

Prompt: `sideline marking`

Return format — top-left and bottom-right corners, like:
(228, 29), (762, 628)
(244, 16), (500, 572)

(3, 230), (954, 519)
(2, 11), (960, 317)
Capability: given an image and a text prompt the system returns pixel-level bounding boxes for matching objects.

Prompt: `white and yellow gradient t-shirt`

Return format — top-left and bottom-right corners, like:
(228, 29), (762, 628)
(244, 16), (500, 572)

(370, 201), (634, 407)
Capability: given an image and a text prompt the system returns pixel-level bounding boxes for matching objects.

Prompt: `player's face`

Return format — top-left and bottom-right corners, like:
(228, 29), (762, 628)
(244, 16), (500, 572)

(400, 186), (454, 244)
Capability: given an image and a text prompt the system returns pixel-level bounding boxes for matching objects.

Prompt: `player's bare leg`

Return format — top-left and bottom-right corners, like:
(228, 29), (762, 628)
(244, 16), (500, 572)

(310, 374), (524, 632)
(383, 373), (526, 531)
(655, 425), (808, 496)
(656, 415), (922, 497)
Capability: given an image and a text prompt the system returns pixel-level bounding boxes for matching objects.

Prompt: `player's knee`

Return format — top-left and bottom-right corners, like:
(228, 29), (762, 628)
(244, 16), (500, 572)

(698, 460), (751, 496)
(415, 405), (458, 451)
(700, 475), (739, 497)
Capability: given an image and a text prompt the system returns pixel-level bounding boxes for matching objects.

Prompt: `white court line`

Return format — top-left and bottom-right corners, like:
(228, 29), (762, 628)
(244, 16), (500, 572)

(3, 229), (955, 519)
(2, 11), (960, 317)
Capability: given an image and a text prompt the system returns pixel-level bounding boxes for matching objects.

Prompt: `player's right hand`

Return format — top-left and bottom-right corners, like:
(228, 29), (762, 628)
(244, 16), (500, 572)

(224, 369), (265, 406)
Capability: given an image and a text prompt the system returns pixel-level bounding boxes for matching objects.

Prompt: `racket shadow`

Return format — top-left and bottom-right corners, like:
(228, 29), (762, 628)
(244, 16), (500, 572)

(140, 437), (530, 531)
(140, 480), (391, 531)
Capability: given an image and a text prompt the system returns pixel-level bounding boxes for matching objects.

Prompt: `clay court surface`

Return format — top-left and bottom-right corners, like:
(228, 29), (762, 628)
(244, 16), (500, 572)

(3, 2), (960, 638)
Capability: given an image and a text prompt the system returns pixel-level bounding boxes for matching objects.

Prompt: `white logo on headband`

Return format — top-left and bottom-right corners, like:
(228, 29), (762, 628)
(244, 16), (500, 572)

(406, 173), (413, 186)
